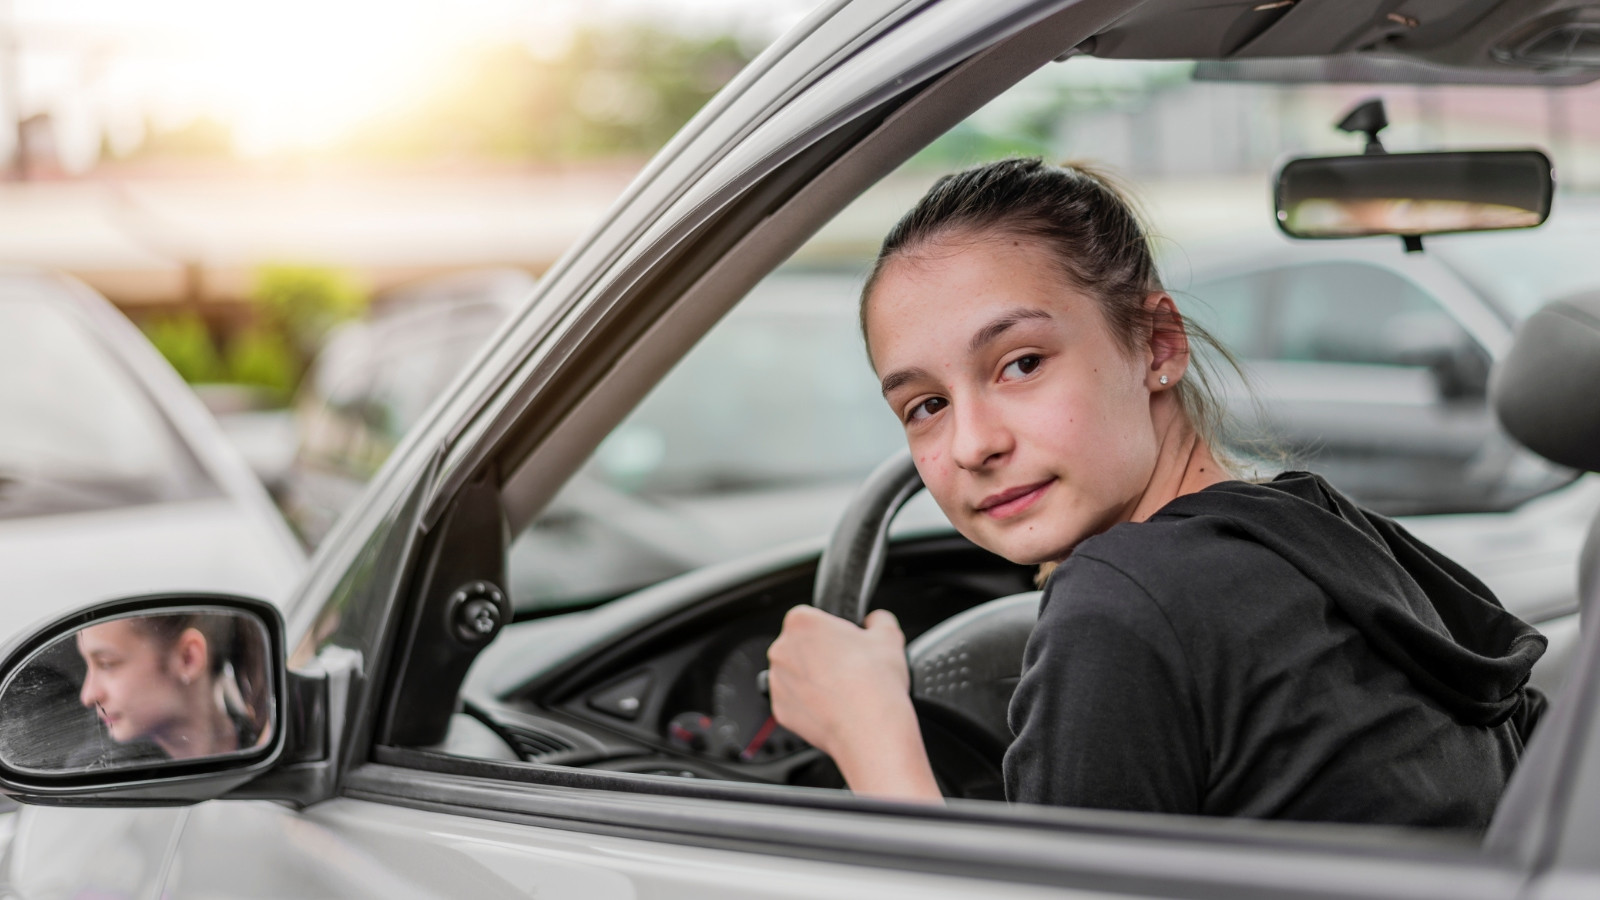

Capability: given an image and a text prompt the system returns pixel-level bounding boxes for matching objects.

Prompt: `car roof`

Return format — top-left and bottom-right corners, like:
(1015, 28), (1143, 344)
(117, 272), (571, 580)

(1088, 0), (1600, 83)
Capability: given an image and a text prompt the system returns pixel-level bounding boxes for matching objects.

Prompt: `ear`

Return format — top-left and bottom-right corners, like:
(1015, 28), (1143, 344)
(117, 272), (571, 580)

(1145, 292), (1189, 390)
(172, 628), (209, 686)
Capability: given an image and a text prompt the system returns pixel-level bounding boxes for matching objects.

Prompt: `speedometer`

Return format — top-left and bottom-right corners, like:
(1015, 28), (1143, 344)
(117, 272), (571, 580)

(710, 635), (807, 762)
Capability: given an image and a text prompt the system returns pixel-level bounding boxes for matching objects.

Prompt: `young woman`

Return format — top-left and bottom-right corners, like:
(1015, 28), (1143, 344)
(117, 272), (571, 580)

(765, 158), (1546, 829)
(77, 613), (263, 761)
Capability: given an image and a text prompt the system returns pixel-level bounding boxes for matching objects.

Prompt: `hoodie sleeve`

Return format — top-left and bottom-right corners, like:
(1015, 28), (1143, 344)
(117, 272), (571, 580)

(1003, 554), (1206, 813)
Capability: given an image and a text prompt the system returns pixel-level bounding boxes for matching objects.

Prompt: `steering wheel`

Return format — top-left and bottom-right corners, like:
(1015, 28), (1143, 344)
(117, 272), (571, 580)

(812, 450), (1040, 797)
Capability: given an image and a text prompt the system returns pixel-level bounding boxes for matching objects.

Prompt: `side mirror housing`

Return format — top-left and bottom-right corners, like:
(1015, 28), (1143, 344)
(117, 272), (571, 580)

(0, 594), (299, 806)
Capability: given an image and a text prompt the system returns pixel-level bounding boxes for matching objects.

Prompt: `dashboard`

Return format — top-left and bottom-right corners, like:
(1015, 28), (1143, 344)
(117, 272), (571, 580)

(453, 533), (1034, 788)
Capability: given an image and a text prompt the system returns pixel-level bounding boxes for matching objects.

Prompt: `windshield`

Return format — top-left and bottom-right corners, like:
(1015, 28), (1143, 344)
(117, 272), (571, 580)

(0, 293), (216, 519)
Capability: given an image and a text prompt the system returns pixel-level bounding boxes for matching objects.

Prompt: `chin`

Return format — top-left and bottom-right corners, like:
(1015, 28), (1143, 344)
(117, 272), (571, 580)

(973, 528), (1077, 567)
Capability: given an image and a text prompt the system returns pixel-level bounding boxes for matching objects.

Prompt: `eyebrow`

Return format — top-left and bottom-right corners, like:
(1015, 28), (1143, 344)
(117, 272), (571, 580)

(880, 366), (930, 398)
(968, 307), (1053, 354)
(879, 307), (1055, 397)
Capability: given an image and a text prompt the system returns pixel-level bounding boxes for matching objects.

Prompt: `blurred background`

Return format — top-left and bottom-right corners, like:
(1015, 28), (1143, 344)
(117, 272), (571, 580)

(0, 0), (815, 391)
(8, 1), (1599, 392)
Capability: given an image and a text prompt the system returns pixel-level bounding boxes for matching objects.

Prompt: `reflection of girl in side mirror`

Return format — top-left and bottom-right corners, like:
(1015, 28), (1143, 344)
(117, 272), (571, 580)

(76, 614), (264, 760)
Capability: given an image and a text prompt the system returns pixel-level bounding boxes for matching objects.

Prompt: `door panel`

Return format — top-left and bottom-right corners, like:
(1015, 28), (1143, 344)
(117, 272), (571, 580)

(2, 806), (186, 900)
(161, 798), (1079, 900)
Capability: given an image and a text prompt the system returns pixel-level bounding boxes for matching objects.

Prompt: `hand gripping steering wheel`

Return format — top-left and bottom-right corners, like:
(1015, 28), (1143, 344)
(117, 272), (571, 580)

(811, 450), (1041, 797)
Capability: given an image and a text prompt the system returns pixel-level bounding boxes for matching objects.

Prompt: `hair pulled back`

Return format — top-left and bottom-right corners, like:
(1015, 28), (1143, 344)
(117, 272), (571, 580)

(862, 157), (1239, 464)
(131, 612), (268, 737)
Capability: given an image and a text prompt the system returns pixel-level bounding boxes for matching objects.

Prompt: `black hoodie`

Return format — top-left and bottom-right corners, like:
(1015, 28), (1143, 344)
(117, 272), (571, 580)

(1004, 472), (1545, 830)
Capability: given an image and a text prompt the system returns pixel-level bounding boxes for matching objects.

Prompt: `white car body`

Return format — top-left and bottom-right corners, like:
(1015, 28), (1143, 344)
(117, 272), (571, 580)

(0, 268), (304, 635)
(2, 2), (1600, 899)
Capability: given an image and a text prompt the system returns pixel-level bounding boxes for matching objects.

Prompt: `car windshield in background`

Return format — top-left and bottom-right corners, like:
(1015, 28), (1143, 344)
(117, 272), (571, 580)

(0, 295), (215, 519)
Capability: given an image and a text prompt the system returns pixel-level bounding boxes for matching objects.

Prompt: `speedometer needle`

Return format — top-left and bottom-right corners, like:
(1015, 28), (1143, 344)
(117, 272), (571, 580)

(740, 715), (778, 761)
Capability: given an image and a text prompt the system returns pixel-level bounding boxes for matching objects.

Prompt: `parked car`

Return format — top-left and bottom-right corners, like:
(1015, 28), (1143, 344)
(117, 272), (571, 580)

(1182, 230), (1586, 517)
(0, 267), (304, 638)
(281, 268), (541, 546)
(283, 265), (909, 608)
(1, 2), (1599, 898)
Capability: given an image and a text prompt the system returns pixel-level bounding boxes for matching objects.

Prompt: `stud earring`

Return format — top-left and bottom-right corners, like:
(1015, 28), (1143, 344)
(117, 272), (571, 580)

(1158, 375), (1169, 385)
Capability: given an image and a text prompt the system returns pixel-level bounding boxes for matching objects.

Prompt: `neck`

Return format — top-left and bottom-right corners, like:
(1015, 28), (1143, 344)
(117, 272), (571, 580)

(1129, 406), (1230, 524)
(154, 688), (238, 760)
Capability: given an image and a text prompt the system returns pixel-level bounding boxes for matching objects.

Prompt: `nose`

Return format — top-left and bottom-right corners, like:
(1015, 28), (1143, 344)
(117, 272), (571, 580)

(80, 671), (100, 709)
(949, 396), (1012, 471)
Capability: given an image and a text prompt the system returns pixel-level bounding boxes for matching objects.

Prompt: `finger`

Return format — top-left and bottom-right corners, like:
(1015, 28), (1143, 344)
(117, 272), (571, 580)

(863, 608), (902, 634)
(781, 604), (815, 629)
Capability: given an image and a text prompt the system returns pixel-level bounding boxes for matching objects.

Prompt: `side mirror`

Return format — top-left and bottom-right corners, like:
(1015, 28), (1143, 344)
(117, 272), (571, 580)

(1275, 150), (1553, 240)
(1384, 317), (1492, 401)
(0, 594), (290, 804)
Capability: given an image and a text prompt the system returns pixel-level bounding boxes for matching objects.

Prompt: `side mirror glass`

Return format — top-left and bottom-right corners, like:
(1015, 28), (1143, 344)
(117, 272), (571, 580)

(0, 604), (278, 777)
(1275, 150), (1553, 239)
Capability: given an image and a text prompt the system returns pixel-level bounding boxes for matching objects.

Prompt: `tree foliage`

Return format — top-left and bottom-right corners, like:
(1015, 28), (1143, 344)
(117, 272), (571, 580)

(342, 27), (752, 161)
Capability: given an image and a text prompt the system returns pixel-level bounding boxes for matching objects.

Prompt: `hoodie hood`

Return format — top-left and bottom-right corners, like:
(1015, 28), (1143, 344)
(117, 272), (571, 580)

(1158, 472), (1545, 728)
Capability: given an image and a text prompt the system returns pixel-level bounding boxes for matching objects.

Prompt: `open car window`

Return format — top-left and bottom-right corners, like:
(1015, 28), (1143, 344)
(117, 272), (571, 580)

(507, 267), (907, 613)
(379, 44), (1597, 855)
(495, 55), (1592, 615)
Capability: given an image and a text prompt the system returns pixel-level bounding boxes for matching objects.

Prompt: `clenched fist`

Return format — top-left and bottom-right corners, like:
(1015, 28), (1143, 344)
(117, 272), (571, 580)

(766, 606), (941, 803)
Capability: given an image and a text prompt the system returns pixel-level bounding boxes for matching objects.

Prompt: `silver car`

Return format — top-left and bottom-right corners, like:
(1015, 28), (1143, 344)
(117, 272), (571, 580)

(0, 267), (304, 635)
(1, 2), (1599, 898)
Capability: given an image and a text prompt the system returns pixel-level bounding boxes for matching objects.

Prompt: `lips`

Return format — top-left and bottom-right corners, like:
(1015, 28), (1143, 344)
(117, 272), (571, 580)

(976, 478), (1054, 519)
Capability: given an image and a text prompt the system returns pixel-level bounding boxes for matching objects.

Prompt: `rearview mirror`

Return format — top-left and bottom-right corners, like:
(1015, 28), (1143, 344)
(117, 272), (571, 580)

(1275, 150), (1553, 239)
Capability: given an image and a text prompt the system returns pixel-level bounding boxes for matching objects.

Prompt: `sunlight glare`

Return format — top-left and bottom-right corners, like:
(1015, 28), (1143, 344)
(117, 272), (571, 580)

(176, 0), (457, 155)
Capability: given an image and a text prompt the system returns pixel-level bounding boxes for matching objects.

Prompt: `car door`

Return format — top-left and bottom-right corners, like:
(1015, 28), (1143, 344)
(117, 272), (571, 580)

(169, 0), (1597, 888)
(3, 1), (1599, 898)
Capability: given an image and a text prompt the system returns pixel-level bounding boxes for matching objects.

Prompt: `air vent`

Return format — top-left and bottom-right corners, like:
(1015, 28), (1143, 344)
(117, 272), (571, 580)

(501, 724), (576, 760)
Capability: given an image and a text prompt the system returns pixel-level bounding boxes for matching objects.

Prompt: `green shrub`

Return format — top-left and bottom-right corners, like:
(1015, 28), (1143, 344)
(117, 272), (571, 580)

(250, 264), (365, 365)
(143, 313), (224, 383)
(251, 259), (364, 350)
(226, 326), (297, 402)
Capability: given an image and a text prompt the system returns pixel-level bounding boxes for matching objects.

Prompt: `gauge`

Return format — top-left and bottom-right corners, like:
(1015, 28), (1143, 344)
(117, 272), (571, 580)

(710, 635), (807, 762)
(666, 711), (713, 753)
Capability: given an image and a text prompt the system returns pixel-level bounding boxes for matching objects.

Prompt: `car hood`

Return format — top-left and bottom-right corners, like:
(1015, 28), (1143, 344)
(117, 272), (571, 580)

(0, 497), (304, 640)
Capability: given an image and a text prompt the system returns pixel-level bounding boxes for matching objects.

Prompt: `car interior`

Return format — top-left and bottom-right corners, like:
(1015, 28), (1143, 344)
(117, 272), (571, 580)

(308, 0), (1600, 858)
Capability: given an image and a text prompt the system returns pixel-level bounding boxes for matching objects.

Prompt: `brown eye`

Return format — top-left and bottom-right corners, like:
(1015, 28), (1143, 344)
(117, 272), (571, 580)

(908, 396), (948, 423)
(1002, 355), (1041, 380)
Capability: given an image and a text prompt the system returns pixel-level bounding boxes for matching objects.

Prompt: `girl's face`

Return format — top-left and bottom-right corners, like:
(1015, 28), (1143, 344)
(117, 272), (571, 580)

(77, 620), (191, 746)
(866, 237), (1179, 565)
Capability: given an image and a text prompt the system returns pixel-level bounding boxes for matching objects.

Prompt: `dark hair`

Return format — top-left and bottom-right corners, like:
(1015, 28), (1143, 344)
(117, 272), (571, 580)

(130, 613), (267, 736)
(861, 157), (1244, 465)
